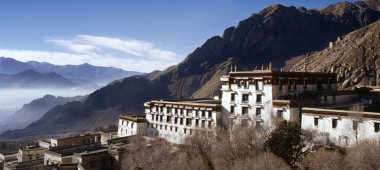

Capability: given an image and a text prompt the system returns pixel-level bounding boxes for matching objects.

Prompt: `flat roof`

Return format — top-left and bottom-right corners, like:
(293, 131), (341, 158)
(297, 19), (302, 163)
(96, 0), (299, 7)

(227, 70), (336, 78)
(147, 99), (221, 107)
(119, 115), (147, 123)
(302, 107), (380, 120)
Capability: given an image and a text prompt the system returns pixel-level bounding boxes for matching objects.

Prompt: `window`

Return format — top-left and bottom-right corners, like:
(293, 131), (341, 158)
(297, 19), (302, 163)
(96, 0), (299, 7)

(237, 80), (242, 88)
(231, 93), (235, 101)
(324, 95), (328, 102)
(195, 119), (199, 126)
(160, 107), (163, 112)
(180, 118), (183, 125)
(160, 115), (163, 122)
(175, 108), (178, 115)
(279, 80), (283, 90)
(256, 94), (262, 103)
(151, 115), (154, 121)
(175, 127), (178, 132)
(208, 111), (212, 118)
(303, 80), (307, 90)
(255, 81), (259, 90)
(328, 80), (332, 89)
(288, 81), (291, 90)
(186, 118), (192, 126)
(188, 110), (193, 116)
(256, 121), (261, 128)
(131, 123), (134, 128)
(230, 106), (235, 113)
(243, 80), (249, 89)
(208, 121), (212, 129)
(242, 107), (248, 115)
(155, 107), (159, 112)
(277, 110), (283, 119)
(202, 120), (206, 128)
(332, 119), (338, 128)
(256, 108), (261, 117)
(167, 116), (171, 123)
(375, 123), (380, 132)
(167, 108), (172, 114)
(242, 94), (249, 102)
(195, 111), (199, 117)
(201, 111), (206, 117)
(174, 117), (178, 124)
(314, 118), (319, 126)
(353, 121), (358, 130)
(293, 80), (296, 90)
(184, 129), (187, 134)
(179, 109), (183, 115)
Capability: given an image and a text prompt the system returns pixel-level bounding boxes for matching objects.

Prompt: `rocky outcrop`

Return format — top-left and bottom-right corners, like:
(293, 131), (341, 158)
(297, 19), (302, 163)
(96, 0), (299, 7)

(291, 20), (380, 89)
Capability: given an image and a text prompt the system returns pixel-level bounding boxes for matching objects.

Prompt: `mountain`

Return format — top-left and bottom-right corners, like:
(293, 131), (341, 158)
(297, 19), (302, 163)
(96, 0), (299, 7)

(0, 95), (83, 133)
(0, 57), (143, 86)
(0, 70), (77, 88)
(0, 57), (31, 74)
(2, 1), (380, 139)
(291, 20), (380, 89)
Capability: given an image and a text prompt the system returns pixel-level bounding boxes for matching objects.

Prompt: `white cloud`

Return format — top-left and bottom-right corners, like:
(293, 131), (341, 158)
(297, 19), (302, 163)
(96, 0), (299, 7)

(46, 35), (180, 61)
(0, 35), (183, 72)
(0, 48), (179, 72)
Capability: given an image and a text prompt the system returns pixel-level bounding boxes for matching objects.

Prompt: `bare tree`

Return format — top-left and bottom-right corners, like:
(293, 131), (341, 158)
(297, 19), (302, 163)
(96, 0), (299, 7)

(301, 149), (345, 170)
(232, 152), (290, 170)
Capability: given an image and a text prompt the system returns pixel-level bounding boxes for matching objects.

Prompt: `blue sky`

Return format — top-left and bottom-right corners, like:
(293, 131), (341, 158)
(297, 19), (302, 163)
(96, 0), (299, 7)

(0, 0), (355, 72)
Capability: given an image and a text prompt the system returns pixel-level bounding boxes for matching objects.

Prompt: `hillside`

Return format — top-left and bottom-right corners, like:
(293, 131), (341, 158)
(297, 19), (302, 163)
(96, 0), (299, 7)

(291, 20), (380, 89)
(0, 70), (77, 88)
(2, 1), (380, 139)
(0, 95), (83, 133)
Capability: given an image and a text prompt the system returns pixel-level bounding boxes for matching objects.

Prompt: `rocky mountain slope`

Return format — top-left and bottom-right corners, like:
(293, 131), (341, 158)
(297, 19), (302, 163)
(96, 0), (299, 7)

(0, 95), (83, 133)
(0, 70), (77, 88)
(2, 1), (380, 139)
(291, 20), (380, 89)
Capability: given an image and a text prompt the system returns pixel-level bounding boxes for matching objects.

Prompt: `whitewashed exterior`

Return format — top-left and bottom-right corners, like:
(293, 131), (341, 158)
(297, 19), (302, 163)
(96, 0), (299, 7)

(144, 100), (221, 144)
(117, 115), (147, 137)
(220, 70), (339, 129)
(302, 107), (380, 146)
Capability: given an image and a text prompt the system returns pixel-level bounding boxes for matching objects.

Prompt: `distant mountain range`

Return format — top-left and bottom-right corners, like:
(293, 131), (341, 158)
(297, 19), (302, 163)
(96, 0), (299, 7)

(0, 95), (84, 133)
(1, 0), (380, 139)
(0, 57), (143, 86)
(0, 69), (77, 88)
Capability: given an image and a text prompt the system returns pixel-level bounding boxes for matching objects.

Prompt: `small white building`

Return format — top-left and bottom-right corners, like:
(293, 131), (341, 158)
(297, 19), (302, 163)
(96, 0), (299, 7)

(302, 107), (380, 146)
(117, 115), (147, 137)
(144, 99), (222, 144)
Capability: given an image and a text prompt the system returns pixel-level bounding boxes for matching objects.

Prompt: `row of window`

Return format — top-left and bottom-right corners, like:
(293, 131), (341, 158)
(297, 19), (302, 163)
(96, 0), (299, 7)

(152, 107), (213, 117)
(151, 115), (213, 128)
(278, 80), (332, 91)
(120, 120), (135, 128)
(230, 106), (261, 116)
(235, 80), (263, 90)
(314, 118), (380, 132)
(230, 93), (262, 103)
(149, 123), (210, 134)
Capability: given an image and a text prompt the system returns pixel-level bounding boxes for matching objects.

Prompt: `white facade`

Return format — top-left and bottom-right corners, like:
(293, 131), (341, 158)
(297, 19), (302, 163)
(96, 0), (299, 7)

(145, 100), (221, 144)
(302, 107), (380, 146)
(117, 115), (147, 137)
(139, 69), (380, 146)
(220, 70), (338, 129)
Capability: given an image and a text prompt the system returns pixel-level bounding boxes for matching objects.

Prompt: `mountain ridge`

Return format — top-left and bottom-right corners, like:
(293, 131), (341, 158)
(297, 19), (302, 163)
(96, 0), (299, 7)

(2, 0), (380, 139)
